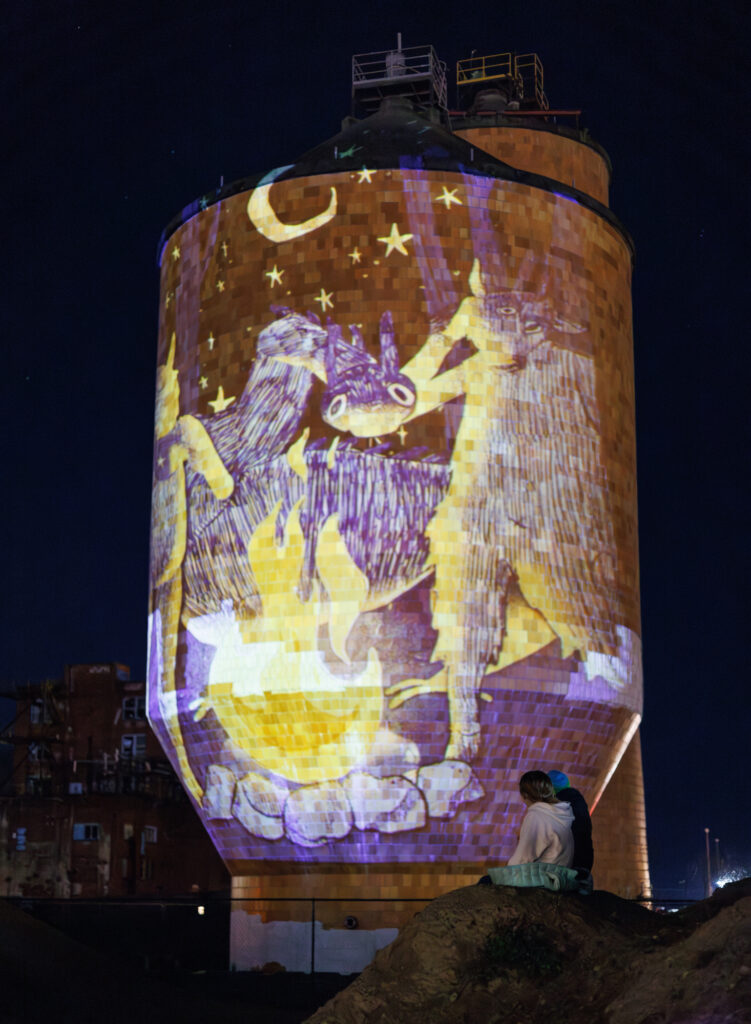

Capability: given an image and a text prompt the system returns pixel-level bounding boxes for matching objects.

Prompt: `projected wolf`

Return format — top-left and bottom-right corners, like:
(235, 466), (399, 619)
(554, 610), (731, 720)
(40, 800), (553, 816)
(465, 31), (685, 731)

(267, 259), (621, 762)
(394, 258), (621, 759)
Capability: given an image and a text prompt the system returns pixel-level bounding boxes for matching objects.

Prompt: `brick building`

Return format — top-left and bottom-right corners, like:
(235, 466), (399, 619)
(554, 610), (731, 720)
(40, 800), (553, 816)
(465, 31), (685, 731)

(0, 663), (228, 898)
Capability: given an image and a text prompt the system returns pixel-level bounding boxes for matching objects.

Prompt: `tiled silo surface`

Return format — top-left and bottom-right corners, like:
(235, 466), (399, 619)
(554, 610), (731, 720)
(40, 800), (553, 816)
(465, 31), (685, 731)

(455, 125), (611, 206)
(591, 728), (651, 897)
(150, 165), (643, 885)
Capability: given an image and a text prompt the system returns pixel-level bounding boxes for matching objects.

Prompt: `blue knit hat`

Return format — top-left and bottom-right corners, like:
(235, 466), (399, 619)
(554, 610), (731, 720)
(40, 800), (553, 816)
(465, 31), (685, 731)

(548, 770), (570, 793)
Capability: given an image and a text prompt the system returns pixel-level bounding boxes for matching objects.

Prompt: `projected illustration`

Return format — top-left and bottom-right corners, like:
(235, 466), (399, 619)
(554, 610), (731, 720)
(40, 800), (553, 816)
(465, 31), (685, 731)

(148, 168), (641, 861)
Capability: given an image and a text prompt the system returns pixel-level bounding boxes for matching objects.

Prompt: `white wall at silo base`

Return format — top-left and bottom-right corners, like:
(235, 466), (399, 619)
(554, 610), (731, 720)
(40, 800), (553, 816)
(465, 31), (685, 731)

(230, 908), (398, 974)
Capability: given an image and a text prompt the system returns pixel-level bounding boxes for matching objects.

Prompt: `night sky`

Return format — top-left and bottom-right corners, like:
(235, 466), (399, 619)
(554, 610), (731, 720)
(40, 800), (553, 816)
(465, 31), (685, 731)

(3, 0), (749, 895)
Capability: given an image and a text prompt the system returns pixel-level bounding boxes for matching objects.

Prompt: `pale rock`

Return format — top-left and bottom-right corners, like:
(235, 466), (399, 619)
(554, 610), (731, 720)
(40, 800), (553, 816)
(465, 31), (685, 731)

(417, 760), (485, 818)
(202, 764), (236, 819)
(343, 772), (426, 833)
(232, 772), (287, 840)
(236, 771), (288, 817)
(374, 780), (426, 833)
(283, 781), (353, 847)
(360, 728), (420, 777)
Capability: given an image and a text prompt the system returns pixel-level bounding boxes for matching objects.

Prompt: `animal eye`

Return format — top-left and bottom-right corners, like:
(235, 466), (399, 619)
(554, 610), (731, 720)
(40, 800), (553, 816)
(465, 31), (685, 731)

(327, 394), (347, 419)
(524, 322), (541, 334)
(500, 306), (516, 315)
(388, 383), (415, 407)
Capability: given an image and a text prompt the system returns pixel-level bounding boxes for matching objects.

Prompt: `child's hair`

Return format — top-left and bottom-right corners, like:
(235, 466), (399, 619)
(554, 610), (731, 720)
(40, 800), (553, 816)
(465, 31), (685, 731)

(519, 770), (558, 804)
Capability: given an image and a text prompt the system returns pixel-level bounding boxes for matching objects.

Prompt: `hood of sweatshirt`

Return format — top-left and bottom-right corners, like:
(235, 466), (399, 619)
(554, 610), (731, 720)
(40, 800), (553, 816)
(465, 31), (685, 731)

(530, 801), (575, 827)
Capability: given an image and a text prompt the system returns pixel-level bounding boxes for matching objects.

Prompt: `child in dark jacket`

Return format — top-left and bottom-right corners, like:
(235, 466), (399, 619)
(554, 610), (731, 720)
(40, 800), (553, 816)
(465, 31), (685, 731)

(547, 770), (594, 873)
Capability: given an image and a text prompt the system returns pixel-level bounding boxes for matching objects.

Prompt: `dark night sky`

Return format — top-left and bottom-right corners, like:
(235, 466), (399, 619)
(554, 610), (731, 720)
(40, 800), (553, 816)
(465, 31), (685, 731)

(3, 0), (749, 894)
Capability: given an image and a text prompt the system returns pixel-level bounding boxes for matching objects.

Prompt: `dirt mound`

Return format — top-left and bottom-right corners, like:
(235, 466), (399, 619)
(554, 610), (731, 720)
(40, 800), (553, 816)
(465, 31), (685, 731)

(305, 879), (751, 1023)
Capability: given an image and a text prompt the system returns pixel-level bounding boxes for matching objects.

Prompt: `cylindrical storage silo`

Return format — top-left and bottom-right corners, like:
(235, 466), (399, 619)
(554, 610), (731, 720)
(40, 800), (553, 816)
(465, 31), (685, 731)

(149, 94), (643, 970)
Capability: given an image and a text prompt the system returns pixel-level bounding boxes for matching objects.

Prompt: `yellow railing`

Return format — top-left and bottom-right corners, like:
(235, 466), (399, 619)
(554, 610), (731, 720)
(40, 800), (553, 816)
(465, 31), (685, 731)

(515, 52), (548, 110)
(456, 52), (516, 86)
(456, 51), (549, 110)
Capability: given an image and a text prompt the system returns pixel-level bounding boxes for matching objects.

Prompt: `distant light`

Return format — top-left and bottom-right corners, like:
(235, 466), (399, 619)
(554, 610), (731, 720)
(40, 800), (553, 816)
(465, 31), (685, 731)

(714, 869), (749, 889)
(197, 905), (205, 916)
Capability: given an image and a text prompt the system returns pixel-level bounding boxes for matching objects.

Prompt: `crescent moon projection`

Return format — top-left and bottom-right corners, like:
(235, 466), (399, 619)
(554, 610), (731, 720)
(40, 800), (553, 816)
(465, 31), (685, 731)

(248, 170), (337, 243)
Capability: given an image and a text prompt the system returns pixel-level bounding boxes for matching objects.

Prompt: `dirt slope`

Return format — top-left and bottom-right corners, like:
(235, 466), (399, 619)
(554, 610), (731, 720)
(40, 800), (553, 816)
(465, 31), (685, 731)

(305, 879), (751, 1023)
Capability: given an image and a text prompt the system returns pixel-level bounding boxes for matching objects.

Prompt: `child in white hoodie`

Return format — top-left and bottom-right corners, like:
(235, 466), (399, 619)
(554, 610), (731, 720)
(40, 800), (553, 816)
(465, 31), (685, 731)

(507, 770), (575, 867)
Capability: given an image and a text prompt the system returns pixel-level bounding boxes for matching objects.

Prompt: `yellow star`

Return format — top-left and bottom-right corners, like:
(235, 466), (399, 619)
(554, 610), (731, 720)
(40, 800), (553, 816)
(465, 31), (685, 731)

(357, 168), (376, 183)
(171, 245), (181, 261)
(207, 333), (216, 350)
(216, 279), (225, 293)
(348, 247), (362, 264)
(314, 288), (334, 311)
(265, 265), (284, 287)
(199, 376), (209, 389)
(378, 223), (413, 257)
(435, 186), (462, 209)
(397, 424), (408, 445)
(164, 292), (172, 308)
(208, 386), (236, 413)
(221, 241), (228, 257)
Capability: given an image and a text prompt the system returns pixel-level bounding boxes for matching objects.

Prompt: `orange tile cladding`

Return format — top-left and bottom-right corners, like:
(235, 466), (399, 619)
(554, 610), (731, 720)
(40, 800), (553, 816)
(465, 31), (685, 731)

(455, 126), (610, 206)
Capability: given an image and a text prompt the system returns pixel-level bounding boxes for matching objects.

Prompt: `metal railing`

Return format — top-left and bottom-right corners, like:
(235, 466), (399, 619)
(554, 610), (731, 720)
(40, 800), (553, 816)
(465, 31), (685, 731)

(6, 892), (702, 976)
(456, 52), (517, 86)
(352, 44), (448, 111)
(456, 51), (549, 111)
(5, 894), (432, 975)
(516, 52), (548, 110)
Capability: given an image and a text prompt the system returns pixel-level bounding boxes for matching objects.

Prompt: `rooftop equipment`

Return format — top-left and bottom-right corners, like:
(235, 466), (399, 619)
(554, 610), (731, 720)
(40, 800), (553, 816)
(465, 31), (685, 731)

(352, 35), (448, 117)
(456, 51), (548, 114)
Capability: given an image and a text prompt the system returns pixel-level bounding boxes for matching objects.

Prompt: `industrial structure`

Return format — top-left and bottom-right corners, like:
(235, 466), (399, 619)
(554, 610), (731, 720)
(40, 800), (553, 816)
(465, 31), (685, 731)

(0, 663), (227, 898)
(150, 42), (649, 972)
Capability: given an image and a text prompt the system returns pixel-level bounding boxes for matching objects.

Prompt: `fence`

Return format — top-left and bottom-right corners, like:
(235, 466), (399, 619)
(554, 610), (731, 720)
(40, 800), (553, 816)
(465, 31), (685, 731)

(4, 891), (698, 976)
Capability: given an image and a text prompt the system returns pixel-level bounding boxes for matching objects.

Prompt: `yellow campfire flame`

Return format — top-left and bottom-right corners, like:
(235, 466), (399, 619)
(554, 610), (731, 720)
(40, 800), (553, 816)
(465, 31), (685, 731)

(199, 501), (383, 784)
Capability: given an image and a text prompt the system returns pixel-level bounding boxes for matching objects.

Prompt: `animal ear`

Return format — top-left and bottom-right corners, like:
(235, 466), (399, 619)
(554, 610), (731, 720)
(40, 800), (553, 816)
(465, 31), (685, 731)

(469, 258), (486, 298)
(324, 320), (343, 385)
(326, 318), (345, 342)
(349, 325), (366, 351)
(166, 332), (176, 370)
(305, 310), (322, 325)
(379, 310), (400, 378)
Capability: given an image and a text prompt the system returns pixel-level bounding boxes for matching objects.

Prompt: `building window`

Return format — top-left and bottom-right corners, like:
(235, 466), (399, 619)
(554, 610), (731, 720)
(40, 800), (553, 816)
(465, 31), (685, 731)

(143, 825), (158, 844)
(122, 696), (146, 720)
(120, 734), (147, 759)
(72, 823), (100, 841)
